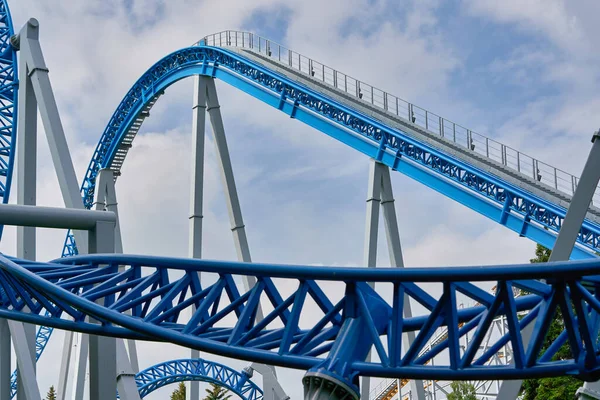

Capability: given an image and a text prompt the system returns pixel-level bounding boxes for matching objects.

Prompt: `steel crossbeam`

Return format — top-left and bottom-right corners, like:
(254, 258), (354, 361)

(1, 253), (600, 396)
(61, 44), (600, 262)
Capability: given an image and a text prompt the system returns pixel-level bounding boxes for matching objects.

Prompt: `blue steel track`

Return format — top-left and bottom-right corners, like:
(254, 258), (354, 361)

(61, 43), (600, 259)
(0, 0), (17, 239)
(2, 253), (600, 396)
(1, 5), (600, 396)
(135, 358), (262, 399)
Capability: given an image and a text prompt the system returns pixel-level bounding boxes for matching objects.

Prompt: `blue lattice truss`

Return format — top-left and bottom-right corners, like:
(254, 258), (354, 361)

(60, 44), (600, 259)
(0, 0), (17, 238)
(135, 358), (262, 399)
(2, 253), (600, 395)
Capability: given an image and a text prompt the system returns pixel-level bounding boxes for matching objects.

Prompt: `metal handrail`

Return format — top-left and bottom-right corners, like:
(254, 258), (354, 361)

(195, 30), (599, 206)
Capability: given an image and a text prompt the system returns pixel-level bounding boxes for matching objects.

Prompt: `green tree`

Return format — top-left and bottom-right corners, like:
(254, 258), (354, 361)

(446, 381), (477, 400)
(203, 383), (231, 400)
(45, 386), (57, 400)
(520, 244), (581, 400)
(170, 382), (186, 400)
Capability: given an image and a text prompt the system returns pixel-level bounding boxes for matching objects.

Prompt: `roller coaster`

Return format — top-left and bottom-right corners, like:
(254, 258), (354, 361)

(2, 1), (600, 400)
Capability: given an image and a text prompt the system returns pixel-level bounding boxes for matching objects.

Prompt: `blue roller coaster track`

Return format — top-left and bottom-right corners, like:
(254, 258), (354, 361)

(2, 7), (600, 396)
(1, 253), (600, 397)
(135, 358), (262, 399)
(61, 38), (600, 259)
(0, 0), (17, 238)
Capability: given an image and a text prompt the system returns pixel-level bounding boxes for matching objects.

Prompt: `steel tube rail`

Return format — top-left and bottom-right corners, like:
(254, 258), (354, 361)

(0, 204), (116, 230)
(197, 30), (600, 207)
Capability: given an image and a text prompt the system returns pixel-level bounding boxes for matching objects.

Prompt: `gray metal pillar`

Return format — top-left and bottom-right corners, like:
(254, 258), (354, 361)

(203, 77), (281, 394)
(93, 170), (141, 400)
(249, 364), (290, 400)
(14, 19), (40, 400)
(360, 161), (424, 400)
(8, 322), (40, 400)
(70, 334), (88, 400)
(496, 130), (600, 400)
(88, 221), (117, 400)
(0, 320), (9, 400)
(16, 18), (87, 252)
(188, 75), (207, 400)
(56, 331), (73, 400)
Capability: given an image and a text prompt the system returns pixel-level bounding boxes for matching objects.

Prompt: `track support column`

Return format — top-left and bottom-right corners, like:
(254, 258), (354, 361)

(203, 77), (283, 398)
(13, 18), (41, 400)
(188, 75), (207, 400)
(88, 221), (117, 400)
(360, 160), (424, 400)
(0, 319), (9, 400)
(496, 129), (600, 400)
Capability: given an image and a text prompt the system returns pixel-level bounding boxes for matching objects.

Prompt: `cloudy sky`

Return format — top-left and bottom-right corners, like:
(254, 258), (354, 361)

(2, 0), (600, 398)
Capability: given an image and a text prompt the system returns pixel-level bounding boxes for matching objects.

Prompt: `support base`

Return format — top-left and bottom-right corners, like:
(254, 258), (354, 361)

(303, 372), (358, 400)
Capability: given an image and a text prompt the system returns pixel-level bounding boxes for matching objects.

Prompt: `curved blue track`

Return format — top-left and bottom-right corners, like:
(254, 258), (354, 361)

(135, 358), (262, 399)
(0, 0), (17, 238)
(59, 43), (600, 259)
(2, 252), (600, 392)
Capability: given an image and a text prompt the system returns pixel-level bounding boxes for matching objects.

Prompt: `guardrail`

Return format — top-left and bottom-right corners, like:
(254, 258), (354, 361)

(196, 30), (600, 206)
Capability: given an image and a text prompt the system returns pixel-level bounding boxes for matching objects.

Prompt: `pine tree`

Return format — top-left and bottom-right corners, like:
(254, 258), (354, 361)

(446, 381), (477, 400)
(45, 386), (57, 400)
(170, 382), (186, 400)
(203, 383), (231, 400)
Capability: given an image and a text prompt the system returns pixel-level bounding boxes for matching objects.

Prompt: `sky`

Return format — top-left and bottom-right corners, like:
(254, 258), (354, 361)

(2, 0), (600, 399)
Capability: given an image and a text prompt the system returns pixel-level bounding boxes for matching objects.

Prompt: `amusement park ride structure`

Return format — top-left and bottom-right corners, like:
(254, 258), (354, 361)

(2, 2), (600, 400)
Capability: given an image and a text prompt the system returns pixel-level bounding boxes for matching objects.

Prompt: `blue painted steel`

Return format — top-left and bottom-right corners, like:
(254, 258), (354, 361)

(59, 44), (600, 259)
(0, 0), (18, 238)
(135, 358), (262, 399)
(2, 253), (600, 382)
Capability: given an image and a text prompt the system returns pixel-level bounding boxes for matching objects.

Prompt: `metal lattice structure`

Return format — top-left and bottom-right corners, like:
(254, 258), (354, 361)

(3, 8), (600, 399)
(0, 0), (17, 238)
(134, 358), (262, 399)
(2, 253), (600, 393)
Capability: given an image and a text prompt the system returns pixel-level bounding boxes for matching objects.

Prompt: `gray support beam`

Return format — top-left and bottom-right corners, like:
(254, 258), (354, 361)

(0, 204), (116, 230)
(188, 75), (207, 400)
(92, 170), (141, 400)
(496, 131), (600, 400)
(249, 364), (290, 400)
(360, 161), (382, 399)
(15, 22), (39, 399)
(18, 18), (88, 253)
(360, 161), (423, 400)
(203, 77), (280, 392)
(70, 334), (88, 400)
(379, 165), (425, 400)
(56, 330), (74, 400)
(88, 221), (117, 400)
(116, 340), (141, 400)
(0, 319), (10, 400)
(8, 321), (40, 400)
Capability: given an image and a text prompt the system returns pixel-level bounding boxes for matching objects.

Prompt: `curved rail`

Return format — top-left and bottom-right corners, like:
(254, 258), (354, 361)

(59, 44), (600, 259)
(135, 358), (262, 399)
(200, 31), (600, 207)
(2, 252), (600, 391)
(0, 0), (18, 238)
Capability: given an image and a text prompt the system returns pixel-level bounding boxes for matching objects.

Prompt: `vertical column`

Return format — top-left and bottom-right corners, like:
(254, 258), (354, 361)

(360, 160), (424, 400)
(188, 75), (206, 400)
(380, 166), (425, 400)
(88, 221), (116, 400)
(15, 19), (40, 400)
(0, 320), (10, 400)
(204, 77), (280, 392)
(70, 334), (88, 400)
(19, 18), (87, 252)
(360, 161), (382, 399)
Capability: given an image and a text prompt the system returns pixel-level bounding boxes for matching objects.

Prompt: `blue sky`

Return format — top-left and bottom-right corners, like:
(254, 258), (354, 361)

(2, 0), (600, 399)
